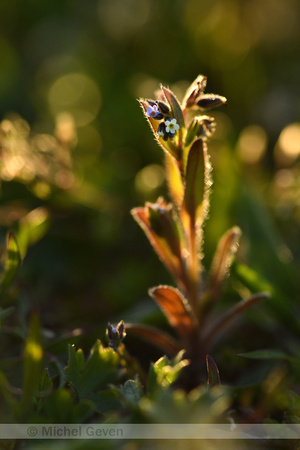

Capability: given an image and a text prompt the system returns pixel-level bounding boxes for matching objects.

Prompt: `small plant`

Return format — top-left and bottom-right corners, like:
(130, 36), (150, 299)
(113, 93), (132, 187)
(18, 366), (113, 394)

(124, 75), (269, 389)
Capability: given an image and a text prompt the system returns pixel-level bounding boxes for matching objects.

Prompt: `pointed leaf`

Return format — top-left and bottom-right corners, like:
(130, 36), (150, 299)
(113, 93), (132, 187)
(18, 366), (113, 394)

(233, 261), (299, 333)
(203, 293), (269, 348)
(238, 350), (291, 361)
(165, 152), (184, 209)
(131, 205), (185, 288)
(182, 139), (211, 228)
(207, 226), (241, 304)
(125, 323), (182, 356)
(48, 355), (67, 390)
(0, 231), (21, 295)
(21, 311), (43, 414)
(38, 368), (53, 396)
(44, 388), (74, 423)
(206, 355), (220, 387)
(65, 340), (120, 400)
(65, 344), (81, 396)
(149, 286), (198, 340)
(17, 207), (50, 259)
(147, 352), (189, 397)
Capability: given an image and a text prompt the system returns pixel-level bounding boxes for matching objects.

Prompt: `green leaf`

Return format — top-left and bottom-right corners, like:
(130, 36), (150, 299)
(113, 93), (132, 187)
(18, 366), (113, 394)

(146, 352), (189, 398)
(21, 311), (43, 415)
(182, 139), (211, 228)
(119, 379), (143, 405)
(140, 383), (229, 423)
(39, 368), (53, 394)
(239, 350), (291, 360)
(65, 340), (120, 400)
(0, 231), (21, 295)
(236, 185), (295, 293)
(65, 344), (81, 396)
(37, 368), (53, 414)
(44, 385), (96, 423)
(48, 355), (68, 390)
(16, 207), (50, 259)
(44, 388), (80, 423)
(72, 399), (96, 423)
(94, 390), (122, 415)
(233, 262), (299, 334)
(81, 341), (120, 392)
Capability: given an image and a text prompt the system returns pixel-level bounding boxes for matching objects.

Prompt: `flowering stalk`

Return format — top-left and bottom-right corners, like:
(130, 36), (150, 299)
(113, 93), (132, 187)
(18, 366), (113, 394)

(128, 75), (268, 389)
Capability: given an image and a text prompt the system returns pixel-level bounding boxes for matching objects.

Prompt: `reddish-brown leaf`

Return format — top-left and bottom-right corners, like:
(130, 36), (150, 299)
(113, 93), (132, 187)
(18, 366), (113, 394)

(125, 323), (182, 356)
(149, 286), (198, 340)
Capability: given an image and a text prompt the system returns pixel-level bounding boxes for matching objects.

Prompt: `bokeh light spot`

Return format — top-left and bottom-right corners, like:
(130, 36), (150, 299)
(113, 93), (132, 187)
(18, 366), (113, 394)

(237, 125), (267, 164)
(134, 164), (164, 195)
(275, 123), (300, 166)
(48, 73), (101, 126)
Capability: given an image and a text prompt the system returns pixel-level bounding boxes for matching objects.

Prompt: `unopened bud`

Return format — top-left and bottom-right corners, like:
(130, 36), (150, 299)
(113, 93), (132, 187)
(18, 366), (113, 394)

(197, 94), (227, 110)
(182, 75), (207, 109)
(157, 101), (170, 115)
(106, 320), (126, 351)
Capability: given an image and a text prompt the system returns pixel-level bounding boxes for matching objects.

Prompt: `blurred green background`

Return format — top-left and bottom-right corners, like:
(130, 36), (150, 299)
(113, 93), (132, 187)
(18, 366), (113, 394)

(0, 0), (299, 370)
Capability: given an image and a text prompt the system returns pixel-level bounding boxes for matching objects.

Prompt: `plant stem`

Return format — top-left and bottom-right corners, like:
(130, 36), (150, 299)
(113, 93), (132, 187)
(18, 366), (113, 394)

(185, 219), (199, 313)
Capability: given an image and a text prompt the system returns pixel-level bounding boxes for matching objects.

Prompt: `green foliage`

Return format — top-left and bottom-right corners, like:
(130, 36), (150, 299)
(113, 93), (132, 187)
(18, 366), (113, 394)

(0, 230), (21, 296)
(21, 311), (43, 417)
(146, 351), (189, 398)
(65, 341), (121, 400)
(138, 385), (230, 424)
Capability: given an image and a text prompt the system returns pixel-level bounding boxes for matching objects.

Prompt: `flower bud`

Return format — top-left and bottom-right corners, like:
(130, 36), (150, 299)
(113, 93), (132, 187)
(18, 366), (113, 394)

(106, 320), (126, 351)
(182, 75), (207, 109)
(157, 122), (168, 141)
(157, 101), (170, 115)
(197, 116), (216, 139)
(197, 94), (227, 110)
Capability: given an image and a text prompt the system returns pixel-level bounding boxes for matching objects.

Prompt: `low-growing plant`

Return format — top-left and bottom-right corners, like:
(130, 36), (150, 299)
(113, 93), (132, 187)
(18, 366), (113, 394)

(124, 75), (269, 389)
